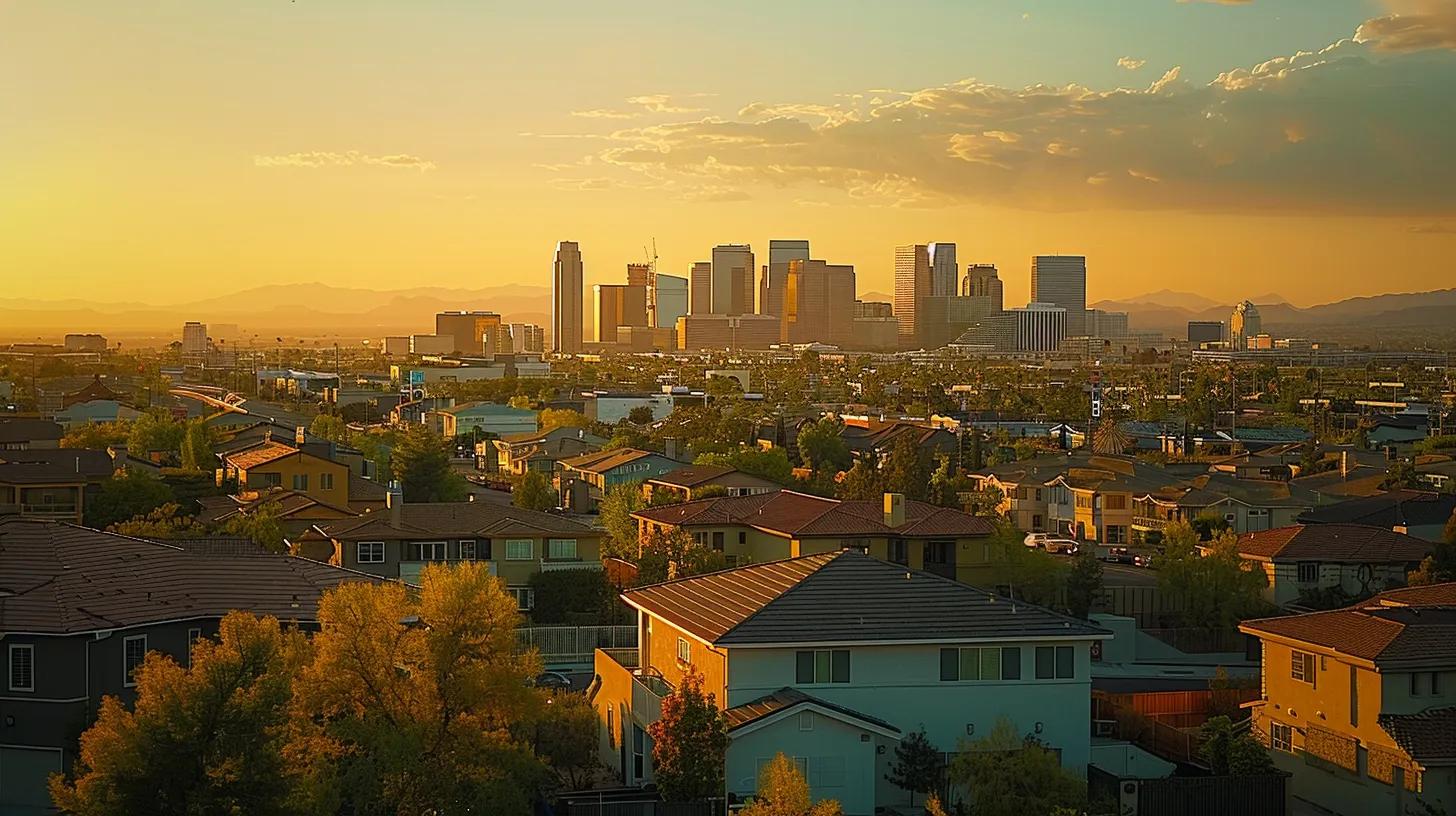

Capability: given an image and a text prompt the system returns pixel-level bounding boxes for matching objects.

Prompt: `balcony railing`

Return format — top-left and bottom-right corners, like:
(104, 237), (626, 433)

(1132, 515), (1171, 531)
(596, 647), (673, 725)
(540, 558), (603, 572)
(517, 625), (636, 666)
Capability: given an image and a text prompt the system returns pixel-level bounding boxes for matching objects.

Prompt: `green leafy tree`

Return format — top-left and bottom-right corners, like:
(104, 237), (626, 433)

(352, 429), (397, 476)
(636, 527), (728, 585)
(85, 471), (175, 529)
(740, 753), (844, 816)
(796, 417), (851, 475)
(647, 667), (729, 803)
(1065, 550), (1104, 619)
(880, 434), (933, 501)
(1408, 511), (1456, 586)
(1156, 522), (1269, 628)
(985, 523), (1069, 608)
(512, 470), (557, 512)
(178, 419), (215, 471)
(391, 424), (469, 502)
(221, 501), (287, 553)
(308, 414), (351, 444)
(49, 612), (309, 816)
(885, 728), (941, 807)
(598, 482), (646, 561)
(527, 569), (615, 625)
(108, 502), (206, 539)
(836, 458), (883, 501)
(539, 408), (589, 433)
(126, 410), (185, 460)
(61, 421), (130, 450)
(694, 447), (794, 485)
(1198, 716), (1275, 775)
(627, 405), (656, 425)
(535, 692), (602, 791)
(947, 718), (1086, 816)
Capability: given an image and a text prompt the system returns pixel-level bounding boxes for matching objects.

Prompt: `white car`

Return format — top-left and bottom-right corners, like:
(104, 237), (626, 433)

(1042, 538), (1080, 556)
(1023, 532), (1052, 549)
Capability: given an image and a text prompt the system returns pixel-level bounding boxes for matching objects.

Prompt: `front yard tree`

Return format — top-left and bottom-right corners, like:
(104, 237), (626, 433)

(391, 423), (468, 502)
(648, 667), (729, 802)
(512, 469), (557, 512)
(948, 718), (1086, 816)
(885, 728), (941, 807)
(740, 753), (844, 816)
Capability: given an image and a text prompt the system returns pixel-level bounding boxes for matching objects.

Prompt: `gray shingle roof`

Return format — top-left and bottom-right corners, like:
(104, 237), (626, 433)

(1380, 707), (1456, 765)
(624, 550), (1107, 647)
(312, 501), (600, 541)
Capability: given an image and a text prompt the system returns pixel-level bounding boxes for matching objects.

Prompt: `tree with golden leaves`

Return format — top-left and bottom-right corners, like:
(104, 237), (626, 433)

(286, 561), (546, 816)
(49, 612), (309, 816)
(739, 753), (844, 816)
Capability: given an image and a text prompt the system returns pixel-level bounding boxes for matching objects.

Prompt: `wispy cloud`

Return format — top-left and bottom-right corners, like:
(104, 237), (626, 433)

(1355, 0), (1456, 52)
(1117, 56), (1147, 70)
(626, 93), (712, 113)
(570, 109), (639, 120)
(253, 151), (436, 171)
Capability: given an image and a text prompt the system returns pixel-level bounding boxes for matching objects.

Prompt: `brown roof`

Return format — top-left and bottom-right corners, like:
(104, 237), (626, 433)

(723, 687), (900, 734)
(0, 517), (384, 634)
(1242, 590), (1456, 667)
(558, 447), (661, 473)
(1379, 707), (1456, 765)
(649, 464), (737, 488)
(1369, 583), (1456, 607)
(312, 500), (600, 541)
(626, 553), (836, 642)
(225, 441), (300, 470)
(1231, 524), (1432, 563)
(632, 490), (994, 539)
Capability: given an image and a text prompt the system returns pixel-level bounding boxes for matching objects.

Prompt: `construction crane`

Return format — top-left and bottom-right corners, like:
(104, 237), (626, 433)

(642, 238), (658, 329)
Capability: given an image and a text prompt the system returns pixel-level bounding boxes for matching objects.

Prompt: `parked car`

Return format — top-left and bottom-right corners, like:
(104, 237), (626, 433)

(1023, 532), (1052, 549)
(1042, 538), (1080, 555)
(1102, 546), (1130, 563)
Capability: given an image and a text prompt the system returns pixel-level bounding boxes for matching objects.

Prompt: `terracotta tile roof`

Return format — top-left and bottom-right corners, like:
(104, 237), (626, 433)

(0, 518), (384, 634)
(1379, 707), (1456, 765)
(225, 441), (300, 470)
(723, 687), (900, 734)
(313, 501), (600, 541)
(1242, 591), (1456, 666)
(625, 550), (1106, 646)
(1231, 524), (1432, 563)
(1369, 583), (1456, 607)
(632, 490), (994, 539)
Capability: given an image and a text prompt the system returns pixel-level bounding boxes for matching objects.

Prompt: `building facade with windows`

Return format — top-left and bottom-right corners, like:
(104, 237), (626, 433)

(222, 441), (352, 509)
(592, 551), (1106, 815)
(0, 518), (384, 815)
(1240, 584), (1456, 816)
(1223, 524), (1432, 607)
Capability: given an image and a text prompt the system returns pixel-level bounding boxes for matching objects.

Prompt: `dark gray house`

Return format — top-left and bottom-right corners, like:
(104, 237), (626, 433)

(0, 517), (383, 812)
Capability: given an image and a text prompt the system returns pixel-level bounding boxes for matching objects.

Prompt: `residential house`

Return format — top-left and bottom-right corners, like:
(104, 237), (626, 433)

(195, 489), (362, 539)
(295, 497), (604, 611)
(643, 464), (779, 503)
(1222, 524), (1432, 607)
(1044, 456), (1176, 545)
(0, 517), (384, 814)
(556, 448), (682, 513)
(631, 490), (997, 584)
(968, 454), (1075, 533)
(0, 419), (62, 450)
(1130, 474), (1317, 542)
(221, 441), (386, 514)
(1240, 585), (1456, 816)
(492, 426), (607, 477)
(1299, 491), (1456, 544)
(841, 420), (958, 464)
(431, 401), (536, 440)
(592, 550), (1107, 815)
(53, 399), (141, 429)
(1367, 414), (1430, 449)
(0, 449), (114, 523)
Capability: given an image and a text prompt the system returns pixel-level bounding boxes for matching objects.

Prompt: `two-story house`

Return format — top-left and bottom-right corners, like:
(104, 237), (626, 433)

(0, 516), (384, 814)
(222, 441), (364, 510)
(0, 419), (62, 451)
(431, 401), (537, 440)
(642, 464), (780, 504)
(0, 448), (115, 523)
(295, 496), (604, 613)
(1222, 524), (1432, 607)
(631, 490), (997, 584)
(591, 550), (1107, 815)
(1240, 585), (1456, 816)
(968, 455), (1074, 533)
(492, 426), (607, 477)
(556, 448), (682, 513)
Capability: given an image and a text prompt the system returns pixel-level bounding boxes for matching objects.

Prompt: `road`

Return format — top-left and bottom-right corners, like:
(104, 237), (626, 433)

(1101, 562), (1159, 587)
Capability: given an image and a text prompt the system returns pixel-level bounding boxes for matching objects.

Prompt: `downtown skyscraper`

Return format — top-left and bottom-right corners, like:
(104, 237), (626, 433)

(927, 242), (958, 297)
(710, 244), (755, 316)
(893, 244), (930, 348)
(552, 241), (583, 354)
(1030, 255), (1087, 338)
(760, 239), (810, 318)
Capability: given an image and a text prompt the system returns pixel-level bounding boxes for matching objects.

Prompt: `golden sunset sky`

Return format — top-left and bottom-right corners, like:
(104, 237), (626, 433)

(3, 0), (1454, 308)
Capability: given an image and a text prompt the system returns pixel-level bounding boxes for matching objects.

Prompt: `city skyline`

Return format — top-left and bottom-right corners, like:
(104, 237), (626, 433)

(4, 1), (1455, 305)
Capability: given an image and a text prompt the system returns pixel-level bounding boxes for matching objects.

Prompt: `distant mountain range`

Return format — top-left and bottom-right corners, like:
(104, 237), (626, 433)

(1091, 288), (1456, 335)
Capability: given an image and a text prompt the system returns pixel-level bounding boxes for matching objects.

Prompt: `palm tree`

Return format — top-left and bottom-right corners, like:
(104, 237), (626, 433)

(1092, 418), (1130, 455)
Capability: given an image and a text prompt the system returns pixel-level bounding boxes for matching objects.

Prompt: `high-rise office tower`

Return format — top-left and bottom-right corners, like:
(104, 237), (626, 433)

(182, 321), (208, 355)
(710, 244), (755, 315)
(927, 242), (958, 297)
(552, 241), (583, 354)
(1230, 301), (1261, 350)
(436, 310), (501, 354)
(1188, 321), (1224, 346)
(761, 239), (811, 318)
(689, 262), (712, 315)
(893, 244), (930, 347)
(961, 264), (1004, 312)
(655, 274), (689, 328)
(1013, 303), (1066, 352)
(594, 284), (649, 344)
(1030, 255), (1087, 338)
(782, 259), (855, 346)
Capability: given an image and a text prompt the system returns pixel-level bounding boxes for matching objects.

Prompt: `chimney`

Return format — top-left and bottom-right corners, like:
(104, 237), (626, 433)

(665, 437), (678, 461)
(295, 425), (306, 445)
(883, 492), (905, 528)
(386, 482), (403, 527)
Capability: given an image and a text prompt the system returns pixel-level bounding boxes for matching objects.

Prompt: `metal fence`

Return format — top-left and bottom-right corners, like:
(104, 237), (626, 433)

(516, 625), (637, 666)
(558, 795), (724, 816)
(1132, 774), (1288, 816)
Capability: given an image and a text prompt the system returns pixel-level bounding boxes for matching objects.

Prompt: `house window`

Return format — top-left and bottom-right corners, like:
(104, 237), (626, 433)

(123, 635), (148, 687)
(632, 726), (646, 780)
(693, 531), (708, 547)
(795, 650), (850, 684)
(889, 539), (908, 565)
(547, 538), (578, 560)
(1433, 672), (1442, 695)
(1035, 645), (1075, 679)
(320, 472), (334, 490)
(925, 540), (951, 565)
(459, 539), (476, 560)
(711, 531), (725, 551)
(1247, 508), (1270, 531)
(940, 646), (1020, 681)
(187, 628), (202, 668)
(1291, 650), (1316, 685)
(357, 541), (384, 564)
(1105, 525), (1127, 544)
(505, 539), (533, 560)
(677, 637), (691, 663)
(799, 712), (814, 731)
(738, 531), (747, 545)
(257, 472), (282, 487)
(508, 586), (535, 611)
(406, 541), (448, 561)
(1270, 722), (1293, 753)
(1297, 562), (1319, 583)
(292, 474), (308, 491)
(8, 644), (34, 692)
(1104, 494), (1127, 510)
